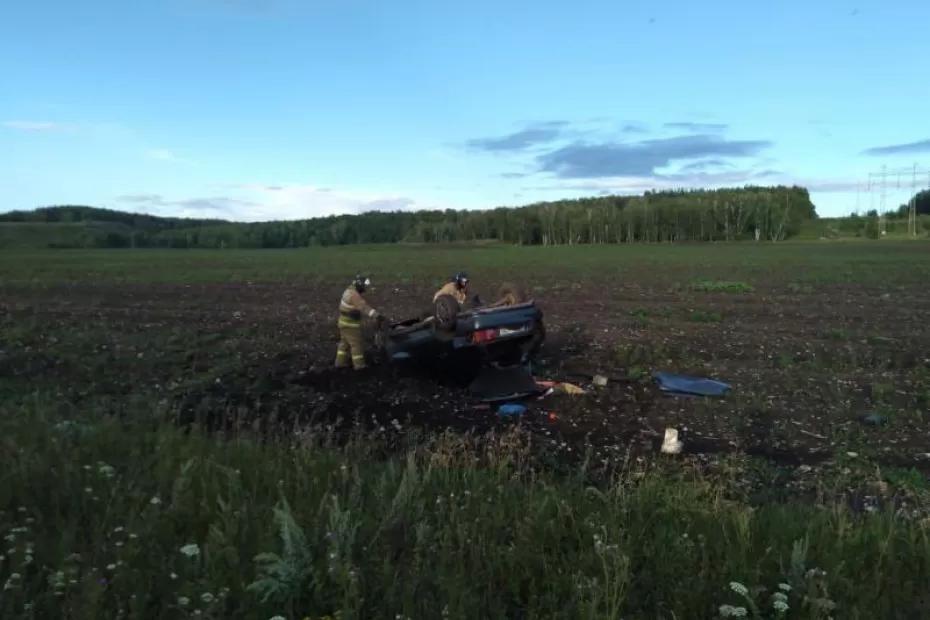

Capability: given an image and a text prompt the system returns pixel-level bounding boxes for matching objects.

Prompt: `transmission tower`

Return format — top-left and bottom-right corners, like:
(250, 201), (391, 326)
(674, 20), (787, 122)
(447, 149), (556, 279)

(909, 164), (917, 237)
(865, 164), (929, 238)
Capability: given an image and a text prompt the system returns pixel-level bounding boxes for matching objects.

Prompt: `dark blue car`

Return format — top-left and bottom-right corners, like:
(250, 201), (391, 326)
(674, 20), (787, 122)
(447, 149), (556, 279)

(377, 298), (545, 369)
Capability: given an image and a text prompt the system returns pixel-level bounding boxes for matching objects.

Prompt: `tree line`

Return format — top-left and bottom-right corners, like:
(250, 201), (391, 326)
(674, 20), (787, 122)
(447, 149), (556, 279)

(1, 186), (818, 249)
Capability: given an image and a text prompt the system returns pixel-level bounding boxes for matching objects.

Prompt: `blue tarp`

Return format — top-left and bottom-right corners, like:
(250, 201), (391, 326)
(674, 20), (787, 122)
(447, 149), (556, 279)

(653, 372), (731, 397)
(497, 403), (527, 418)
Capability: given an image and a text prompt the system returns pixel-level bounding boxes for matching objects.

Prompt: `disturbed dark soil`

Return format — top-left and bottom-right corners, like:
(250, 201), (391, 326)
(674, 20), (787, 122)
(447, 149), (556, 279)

(3, 276), (930, 497)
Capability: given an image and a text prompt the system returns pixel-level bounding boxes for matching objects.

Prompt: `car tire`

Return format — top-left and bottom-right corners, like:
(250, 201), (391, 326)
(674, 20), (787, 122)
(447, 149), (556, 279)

(434, 294), (460, 331)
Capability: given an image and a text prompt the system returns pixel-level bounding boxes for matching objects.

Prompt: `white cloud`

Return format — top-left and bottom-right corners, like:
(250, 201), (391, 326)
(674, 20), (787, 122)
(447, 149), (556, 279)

(116, 184), (435, 222)
(239, 184), (422, 221)
(524, 171), (860, 197)
(2, 120), (66, 132)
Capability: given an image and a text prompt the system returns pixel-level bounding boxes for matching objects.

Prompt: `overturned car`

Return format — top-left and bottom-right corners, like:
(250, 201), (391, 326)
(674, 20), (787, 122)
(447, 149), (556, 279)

(375, 291), (545, 374)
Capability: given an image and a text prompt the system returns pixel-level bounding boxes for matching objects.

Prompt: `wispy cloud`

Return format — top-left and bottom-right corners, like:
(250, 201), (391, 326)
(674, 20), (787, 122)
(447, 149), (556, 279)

(117, 193), (164, 203)
(620, 122), (649, 134)
(145, 148), (196, 164)
(678, 158), (734, 172)
(861, 138), (930, 156)
(2, 120), (66, 132)
(466, 121), (568, 152)
(537, 134), (772, 178)
(664, 122), (728, 132)
(116, 194), (253, 218)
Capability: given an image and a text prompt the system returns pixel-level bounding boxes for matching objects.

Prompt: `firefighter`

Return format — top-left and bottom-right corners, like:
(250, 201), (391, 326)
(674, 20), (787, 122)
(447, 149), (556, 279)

(335, 274), (380, 370)
(433, 271), (469, 305)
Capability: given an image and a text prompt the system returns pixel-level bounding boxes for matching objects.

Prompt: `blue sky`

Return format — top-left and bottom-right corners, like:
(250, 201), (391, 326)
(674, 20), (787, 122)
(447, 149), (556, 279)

(2, 0), (929, 221)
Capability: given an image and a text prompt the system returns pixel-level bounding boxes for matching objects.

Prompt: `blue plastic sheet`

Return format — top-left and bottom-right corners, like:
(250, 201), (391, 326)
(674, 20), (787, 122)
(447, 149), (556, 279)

(497, 403), (527, 417)
(653, 372), (731, 397)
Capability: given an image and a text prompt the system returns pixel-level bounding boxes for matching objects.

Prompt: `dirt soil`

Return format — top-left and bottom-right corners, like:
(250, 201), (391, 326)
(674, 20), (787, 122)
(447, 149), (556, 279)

(3, 277), (930, 505)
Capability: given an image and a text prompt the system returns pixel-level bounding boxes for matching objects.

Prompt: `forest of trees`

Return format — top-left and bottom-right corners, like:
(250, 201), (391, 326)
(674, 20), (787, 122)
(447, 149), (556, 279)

(893, 189), (930, 217)
(0, 186), (819, 249)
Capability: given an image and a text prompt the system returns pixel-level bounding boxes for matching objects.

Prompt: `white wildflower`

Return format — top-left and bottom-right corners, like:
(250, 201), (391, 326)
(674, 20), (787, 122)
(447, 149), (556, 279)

(270, 616), (287, 620)
(98, 464), (116, 478)
(22, 554), (33, 565)
(84, 487), (93, 494)
(149, 496), (162, 506)
(177, 596), (190, 606)
(729, 581), (749, 597)
(17, 507), (26, 513)
(170, 572), (178, 580)
(3, 572), (22, 591)
(773, 592), (788, 603)
(773, 600), (789, 613)
(180, 543), (200, 558)
(201, 592), (215, 604)
(719, 605), (748, 618)
(129, 533), (138, 540)
(778, 582), (792, 592)
(107, 563), (117, 570)
(113, 526), (125, 533)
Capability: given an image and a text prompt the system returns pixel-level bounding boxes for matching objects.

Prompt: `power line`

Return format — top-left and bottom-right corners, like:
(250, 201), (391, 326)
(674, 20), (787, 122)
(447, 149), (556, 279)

(863, 163), (929, 238)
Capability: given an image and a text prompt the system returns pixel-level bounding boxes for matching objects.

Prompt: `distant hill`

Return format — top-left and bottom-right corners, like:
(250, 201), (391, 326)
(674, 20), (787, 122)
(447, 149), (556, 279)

(0, 206), (230, 249)
(0, 186), (824, 249)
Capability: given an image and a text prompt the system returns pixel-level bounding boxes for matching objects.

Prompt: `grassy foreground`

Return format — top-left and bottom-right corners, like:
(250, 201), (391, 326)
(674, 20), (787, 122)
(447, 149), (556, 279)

(2, 401), (928, 619)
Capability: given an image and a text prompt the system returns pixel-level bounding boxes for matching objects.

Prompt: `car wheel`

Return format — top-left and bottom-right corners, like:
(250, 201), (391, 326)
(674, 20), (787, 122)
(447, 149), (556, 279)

(434, 294), (460, 331)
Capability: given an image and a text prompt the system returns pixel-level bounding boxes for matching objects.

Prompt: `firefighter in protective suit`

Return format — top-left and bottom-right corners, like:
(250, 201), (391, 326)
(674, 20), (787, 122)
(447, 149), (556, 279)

(433, 271), (469, 305)
(335, 274), (380, 370)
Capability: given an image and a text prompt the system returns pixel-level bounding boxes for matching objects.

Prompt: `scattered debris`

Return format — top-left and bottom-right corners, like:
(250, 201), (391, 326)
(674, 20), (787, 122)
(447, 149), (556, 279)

(661, 428), (683, 454)
(799, 429), (828, 440)
(592, 374), (608, 387)
(653, 372), (731, 397)
(860, 413), (887, 426)
(556, 382), (587, 396)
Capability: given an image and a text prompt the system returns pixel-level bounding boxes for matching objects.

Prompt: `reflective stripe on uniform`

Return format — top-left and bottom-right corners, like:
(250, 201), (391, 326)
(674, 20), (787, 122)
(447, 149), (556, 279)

(338, 317), (361, 328)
